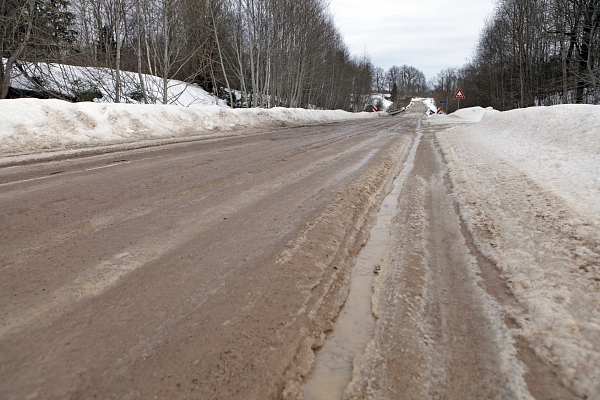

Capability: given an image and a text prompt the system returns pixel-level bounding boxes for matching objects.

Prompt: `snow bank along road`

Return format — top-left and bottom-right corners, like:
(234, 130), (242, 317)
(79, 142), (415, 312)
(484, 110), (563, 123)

(1, 103), (598, 399)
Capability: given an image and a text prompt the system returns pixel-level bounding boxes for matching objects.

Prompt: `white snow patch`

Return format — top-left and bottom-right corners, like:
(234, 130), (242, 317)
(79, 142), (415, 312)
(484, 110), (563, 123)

(434, 105), (600, 221)
(428, 106), (498, 123)
(0, 98), (381, 154)
(371, 94), (393, 111)
(421, 98), (438, 114)
(3, 58), (227, 107)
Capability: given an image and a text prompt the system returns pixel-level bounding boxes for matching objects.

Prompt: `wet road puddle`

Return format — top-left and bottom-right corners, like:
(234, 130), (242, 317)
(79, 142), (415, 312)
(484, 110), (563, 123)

(302, 122), (424, 399)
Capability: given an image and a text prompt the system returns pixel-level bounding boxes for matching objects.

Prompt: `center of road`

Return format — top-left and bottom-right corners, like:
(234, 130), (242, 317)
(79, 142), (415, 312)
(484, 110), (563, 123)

(302, 122), (424, 399)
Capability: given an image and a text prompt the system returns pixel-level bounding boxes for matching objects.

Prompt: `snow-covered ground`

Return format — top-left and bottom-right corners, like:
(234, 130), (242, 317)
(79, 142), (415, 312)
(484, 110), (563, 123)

(430, 105), (600, 220)
(1, 59), (385, 156)
(371, 94), (393, 111)
(3, 59), (227, 107)
(421, 97), (438, 115)
(431, 104), (600, 397)
(0, 98), (382, 155)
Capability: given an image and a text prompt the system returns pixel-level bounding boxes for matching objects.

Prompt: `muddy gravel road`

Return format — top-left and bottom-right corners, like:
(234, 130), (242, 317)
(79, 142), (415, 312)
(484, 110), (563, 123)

(1, 103), (578, 399)
(1, 108), (416, 399)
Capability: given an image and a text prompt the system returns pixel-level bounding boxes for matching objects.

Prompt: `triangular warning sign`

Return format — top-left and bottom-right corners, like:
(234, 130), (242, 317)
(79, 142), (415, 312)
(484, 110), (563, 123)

(454, 89), (465, 99)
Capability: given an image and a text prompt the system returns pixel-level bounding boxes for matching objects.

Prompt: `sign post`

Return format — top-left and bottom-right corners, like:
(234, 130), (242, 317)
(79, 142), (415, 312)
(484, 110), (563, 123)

(440, 99), (447, 114)
(454, 89), (465, 110)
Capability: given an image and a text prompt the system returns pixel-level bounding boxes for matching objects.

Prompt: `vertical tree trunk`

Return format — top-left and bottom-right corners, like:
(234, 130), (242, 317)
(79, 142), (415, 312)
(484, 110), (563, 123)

(142, 1), (155, 78)
(114, 0), (122, 103)
(136, 0), (149, 103)
(561, 22), (569, 103)
(211, 1), (233, 107)
(162, 0), (170, 104)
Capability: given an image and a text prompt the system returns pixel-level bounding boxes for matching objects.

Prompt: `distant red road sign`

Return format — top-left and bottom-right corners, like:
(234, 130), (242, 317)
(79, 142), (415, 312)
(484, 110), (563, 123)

(454, 89), (466, 99)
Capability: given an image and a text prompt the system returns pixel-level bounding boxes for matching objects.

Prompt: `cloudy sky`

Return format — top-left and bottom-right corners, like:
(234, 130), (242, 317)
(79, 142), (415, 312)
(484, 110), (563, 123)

(327, 0), (496, 80)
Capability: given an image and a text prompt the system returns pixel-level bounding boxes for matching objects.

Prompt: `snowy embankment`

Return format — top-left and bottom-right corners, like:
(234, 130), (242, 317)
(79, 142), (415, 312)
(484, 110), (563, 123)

(4, 59), (228, 107)
(430, 105), (600, 219)
(0, 99), (381, 155)
(421, 97), (438, 115)
(371, 94), (393, 111)
(1, 60), (382, 156)
(431, 105), (600, 398)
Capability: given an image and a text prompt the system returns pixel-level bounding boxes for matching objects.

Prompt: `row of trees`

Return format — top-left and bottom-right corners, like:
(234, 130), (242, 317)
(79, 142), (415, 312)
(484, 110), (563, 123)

(431, 0), (599, 111)
(373, 64), (428, 101)
(1, 0), (77, 98)
(1, 0), (375, 110)
(4, 0), (597, 111)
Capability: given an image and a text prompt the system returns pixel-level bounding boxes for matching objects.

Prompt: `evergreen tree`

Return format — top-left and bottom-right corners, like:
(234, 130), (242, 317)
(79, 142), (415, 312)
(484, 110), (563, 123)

(391, 81), (398, 102)
(29, 0), (78, 59)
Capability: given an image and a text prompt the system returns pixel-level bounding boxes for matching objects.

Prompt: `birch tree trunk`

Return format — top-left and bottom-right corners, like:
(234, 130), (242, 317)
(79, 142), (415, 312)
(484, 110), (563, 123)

(136, 0), (149, 103)
(162, 0), (170, 104)
(114, 0), (122, 103)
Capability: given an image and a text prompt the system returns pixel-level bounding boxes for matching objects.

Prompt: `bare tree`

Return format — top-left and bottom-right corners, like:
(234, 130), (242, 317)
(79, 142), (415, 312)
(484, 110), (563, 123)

(4, 0), (380, 110)
(452, 0), (599, 109)
(1, 0), (36, 98)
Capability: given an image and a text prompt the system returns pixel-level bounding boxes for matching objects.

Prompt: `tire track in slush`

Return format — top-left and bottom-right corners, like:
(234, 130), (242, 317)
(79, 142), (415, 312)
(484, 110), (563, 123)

(301, 121), (423, 399)
(0, 140), (381, 340)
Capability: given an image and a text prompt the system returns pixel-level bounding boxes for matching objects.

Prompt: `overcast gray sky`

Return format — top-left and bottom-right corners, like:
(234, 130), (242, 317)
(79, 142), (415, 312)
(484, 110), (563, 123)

(327, 0), (496, 80)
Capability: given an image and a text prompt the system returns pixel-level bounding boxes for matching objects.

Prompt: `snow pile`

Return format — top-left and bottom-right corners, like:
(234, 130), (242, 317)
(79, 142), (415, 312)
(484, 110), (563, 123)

(428, 106), (498, 123)
(421, 98), (438, 114)
(0, 98), (381, 154)
(436, 104), (600, 397)
(4, 59), (227, 107)
(371, 94), (393, 111)
(444, 105), (600, 219)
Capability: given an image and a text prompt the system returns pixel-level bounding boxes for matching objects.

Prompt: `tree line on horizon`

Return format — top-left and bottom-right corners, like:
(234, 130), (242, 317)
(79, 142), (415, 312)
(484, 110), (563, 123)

(431, 0), (599, 112)
(374, 64), (429, 105)
(3, 0), (597, 111)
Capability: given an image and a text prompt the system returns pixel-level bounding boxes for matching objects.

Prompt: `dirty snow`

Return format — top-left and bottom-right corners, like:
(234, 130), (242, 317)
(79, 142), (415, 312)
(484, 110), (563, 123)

(0, 98), (381, 154)
(1, 59), (384, 155)
(432, 104), (600, 398)
(421, 97), (438, 115)
(432, 105), (600, 220)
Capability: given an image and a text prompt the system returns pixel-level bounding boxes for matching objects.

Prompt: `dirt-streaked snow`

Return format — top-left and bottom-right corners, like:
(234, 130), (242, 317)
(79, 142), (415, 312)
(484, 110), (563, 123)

(431, 105), (600, 221)
(0, 98), (381, 154)
(431, 104), (600, 398)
